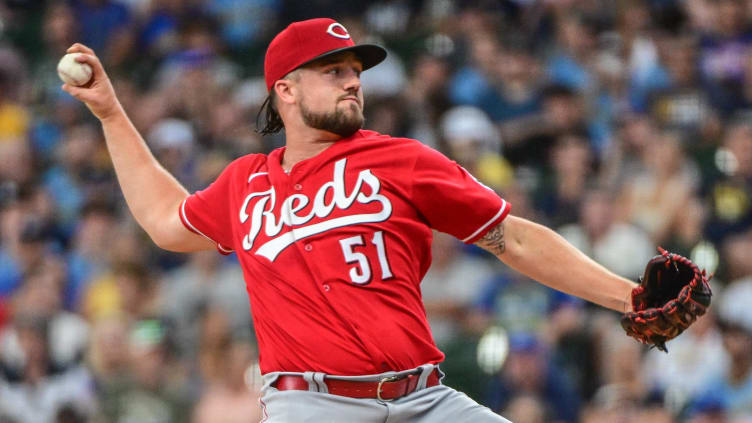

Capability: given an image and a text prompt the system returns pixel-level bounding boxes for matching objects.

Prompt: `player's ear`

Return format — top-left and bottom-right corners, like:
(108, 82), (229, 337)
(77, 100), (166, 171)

(274, 78), (297, 105)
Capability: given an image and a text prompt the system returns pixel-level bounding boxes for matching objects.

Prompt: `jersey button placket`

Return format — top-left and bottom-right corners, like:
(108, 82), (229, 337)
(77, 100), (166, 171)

(292, 183), (324, 293)
(288, 176), (326, 293)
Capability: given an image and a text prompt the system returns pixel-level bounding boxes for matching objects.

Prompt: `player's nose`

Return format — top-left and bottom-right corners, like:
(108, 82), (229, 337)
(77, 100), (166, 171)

(342, 68), (361, 92)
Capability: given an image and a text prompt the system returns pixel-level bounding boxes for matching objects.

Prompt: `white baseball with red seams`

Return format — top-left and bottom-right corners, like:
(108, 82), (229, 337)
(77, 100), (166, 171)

(57, 53), (93, 86)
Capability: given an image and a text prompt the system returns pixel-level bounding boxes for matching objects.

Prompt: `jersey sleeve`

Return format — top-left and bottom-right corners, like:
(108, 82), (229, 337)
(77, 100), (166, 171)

(410, 144), (510, 243)
(179, 159), (241, 255)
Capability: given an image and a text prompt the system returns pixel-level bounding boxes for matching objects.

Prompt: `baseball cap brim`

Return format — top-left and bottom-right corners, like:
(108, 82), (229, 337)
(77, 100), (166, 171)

(295, 44), (387, 72)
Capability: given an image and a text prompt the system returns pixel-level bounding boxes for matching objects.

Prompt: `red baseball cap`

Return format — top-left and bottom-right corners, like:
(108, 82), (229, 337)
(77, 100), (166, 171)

(264, 18), (387, 92)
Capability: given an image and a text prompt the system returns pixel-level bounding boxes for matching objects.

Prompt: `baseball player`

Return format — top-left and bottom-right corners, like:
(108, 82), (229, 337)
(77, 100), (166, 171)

(64, 18), (640, 423)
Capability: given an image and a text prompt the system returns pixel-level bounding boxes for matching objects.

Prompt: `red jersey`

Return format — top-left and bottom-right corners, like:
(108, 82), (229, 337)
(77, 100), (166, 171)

(179, 130), (510, 375)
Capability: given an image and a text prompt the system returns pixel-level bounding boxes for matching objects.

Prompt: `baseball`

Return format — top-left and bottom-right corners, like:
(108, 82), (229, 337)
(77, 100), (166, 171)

(57, 53), (93, 86)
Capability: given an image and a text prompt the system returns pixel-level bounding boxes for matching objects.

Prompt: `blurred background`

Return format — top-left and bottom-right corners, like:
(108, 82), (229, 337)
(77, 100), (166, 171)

(0, 0), (751, 422)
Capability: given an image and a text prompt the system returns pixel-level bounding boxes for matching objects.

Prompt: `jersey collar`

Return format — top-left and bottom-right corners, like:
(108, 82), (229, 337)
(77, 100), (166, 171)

(267, 130), (366, 180)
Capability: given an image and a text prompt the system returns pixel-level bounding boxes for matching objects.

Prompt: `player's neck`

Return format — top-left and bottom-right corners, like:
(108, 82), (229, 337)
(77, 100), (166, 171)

(281, 126), (341, 172)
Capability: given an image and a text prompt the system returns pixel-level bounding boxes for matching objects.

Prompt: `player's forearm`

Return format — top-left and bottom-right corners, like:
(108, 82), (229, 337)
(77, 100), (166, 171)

(496, 216), (636, 312)
(100, 107), (189, 246)
(59, 44), (207, 251)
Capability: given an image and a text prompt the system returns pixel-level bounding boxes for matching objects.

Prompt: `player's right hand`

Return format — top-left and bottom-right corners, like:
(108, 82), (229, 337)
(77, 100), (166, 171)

(61, 43), (122, 122)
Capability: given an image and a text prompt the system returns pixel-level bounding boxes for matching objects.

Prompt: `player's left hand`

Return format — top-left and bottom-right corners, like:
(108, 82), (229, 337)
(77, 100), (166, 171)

(620, 247), (712, 352)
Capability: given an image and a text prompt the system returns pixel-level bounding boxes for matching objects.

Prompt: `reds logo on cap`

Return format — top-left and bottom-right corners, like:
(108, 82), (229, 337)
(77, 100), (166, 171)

(326, 23), (350, 39)
(264, 18), (387, 92)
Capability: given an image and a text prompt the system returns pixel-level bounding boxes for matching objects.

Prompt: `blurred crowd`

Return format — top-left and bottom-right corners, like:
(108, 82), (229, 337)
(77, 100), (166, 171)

(1, 0), (752, 422)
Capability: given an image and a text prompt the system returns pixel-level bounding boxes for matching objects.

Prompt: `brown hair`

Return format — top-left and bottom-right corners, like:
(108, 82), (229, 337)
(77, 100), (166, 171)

(256, 93), (284, 135)
(255, 72), (300, 135)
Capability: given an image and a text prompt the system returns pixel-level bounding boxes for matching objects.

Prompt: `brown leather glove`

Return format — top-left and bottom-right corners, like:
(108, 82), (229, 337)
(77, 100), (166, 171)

(621, 247), (712, 352)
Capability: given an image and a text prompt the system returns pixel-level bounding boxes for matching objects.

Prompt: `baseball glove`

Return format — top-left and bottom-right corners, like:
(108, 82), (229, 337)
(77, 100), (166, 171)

(621, 247), (712, 352)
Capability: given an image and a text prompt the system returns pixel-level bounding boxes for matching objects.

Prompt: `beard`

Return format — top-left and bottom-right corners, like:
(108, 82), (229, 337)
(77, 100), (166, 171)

(300, 97), (364, 138)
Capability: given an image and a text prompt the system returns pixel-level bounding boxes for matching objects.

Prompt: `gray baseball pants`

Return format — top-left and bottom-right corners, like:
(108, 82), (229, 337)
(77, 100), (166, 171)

(258, 364), (511, 423)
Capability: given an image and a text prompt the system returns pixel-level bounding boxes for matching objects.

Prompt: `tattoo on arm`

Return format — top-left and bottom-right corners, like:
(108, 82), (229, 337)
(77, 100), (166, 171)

(475, 221), (505, 255)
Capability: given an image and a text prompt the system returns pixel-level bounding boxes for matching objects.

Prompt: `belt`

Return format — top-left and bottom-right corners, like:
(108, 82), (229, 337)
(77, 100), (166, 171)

(273, 369), (441, 401)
